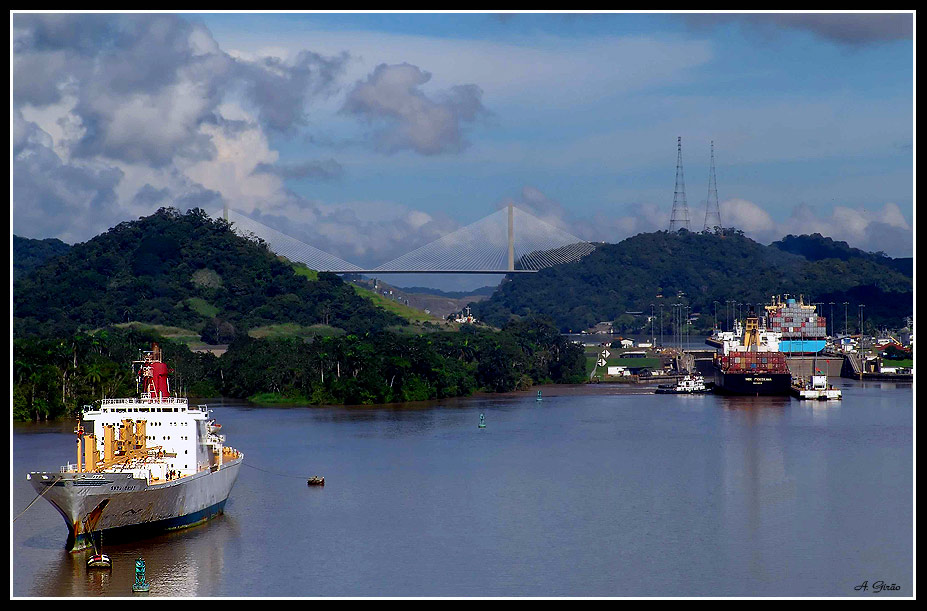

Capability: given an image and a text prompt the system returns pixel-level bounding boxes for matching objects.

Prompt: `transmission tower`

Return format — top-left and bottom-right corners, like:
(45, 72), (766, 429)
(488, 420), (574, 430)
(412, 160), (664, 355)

(704, 140), (722, 232)
(668, 136), (690, 231)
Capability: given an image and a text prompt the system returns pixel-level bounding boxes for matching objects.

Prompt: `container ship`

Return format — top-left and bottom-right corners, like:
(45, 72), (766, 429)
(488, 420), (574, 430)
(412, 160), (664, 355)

(712, 311), (791, 395)
(765, 295), (827, 355)
(26, 343), (243, 552)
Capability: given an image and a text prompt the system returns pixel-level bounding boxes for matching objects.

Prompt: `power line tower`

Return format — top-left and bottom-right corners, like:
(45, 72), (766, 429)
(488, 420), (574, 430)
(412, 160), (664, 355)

(668, 136), (690, 232)
(704, 140), (722, 232)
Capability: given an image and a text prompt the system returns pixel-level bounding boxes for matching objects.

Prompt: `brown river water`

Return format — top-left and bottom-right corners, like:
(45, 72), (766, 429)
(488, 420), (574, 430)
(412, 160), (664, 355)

(13, 380), (913, 597)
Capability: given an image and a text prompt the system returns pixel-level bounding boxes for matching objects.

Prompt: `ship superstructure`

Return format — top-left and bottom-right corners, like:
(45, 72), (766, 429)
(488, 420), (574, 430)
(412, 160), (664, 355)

(27, 343), (242, 551)
(711, 319), (782, 355)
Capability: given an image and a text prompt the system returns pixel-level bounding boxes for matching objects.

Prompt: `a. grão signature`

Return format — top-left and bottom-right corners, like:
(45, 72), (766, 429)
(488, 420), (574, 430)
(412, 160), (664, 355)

(854, 580), (901, 593)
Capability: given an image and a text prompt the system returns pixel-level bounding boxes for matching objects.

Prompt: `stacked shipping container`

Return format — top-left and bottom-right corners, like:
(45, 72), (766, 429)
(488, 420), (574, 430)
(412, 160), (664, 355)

(719, 351), (790, 374)
(767, 298), (827, 339)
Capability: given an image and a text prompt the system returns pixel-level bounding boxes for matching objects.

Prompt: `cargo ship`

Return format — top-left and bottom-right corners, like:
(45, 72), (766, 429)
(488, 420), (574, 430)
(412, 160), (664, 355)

(765, 295), (827, 355)
(712, 311), (791, 395)
(26, 343), (243, 551)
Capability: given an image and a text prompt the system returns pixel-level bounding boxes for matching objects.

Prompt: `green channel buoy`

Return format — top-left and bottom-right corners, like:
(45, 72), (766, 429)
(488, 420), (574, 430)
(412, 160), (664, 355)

(133, 558), (151, 593)
(478, 413), (486, 428)
(537, 390), (543, 401)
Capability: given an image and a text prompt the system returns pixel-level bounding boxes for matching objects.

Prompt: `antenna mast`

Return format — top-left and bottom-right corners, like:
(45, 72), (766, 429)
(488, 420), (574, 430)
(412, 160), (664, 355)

(704, 140), (722, 232)
(669, 136), (690, 231)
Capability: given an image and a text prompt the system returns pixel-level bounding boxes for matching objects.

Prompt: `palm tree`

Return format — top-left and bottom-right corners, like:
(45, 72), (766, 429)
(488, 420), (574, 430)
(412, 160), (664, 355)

(85, 362), (104, 399)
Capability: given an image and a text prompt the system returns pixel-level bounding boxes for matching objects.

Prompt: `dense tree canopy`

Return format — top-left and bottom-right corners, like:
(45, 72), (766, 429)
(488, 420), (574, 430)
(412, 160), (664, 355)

(471, 230), (913, 333)
(13, 317), (585, 420)
(14, 208), (401, 337)
(772, 233), (912, 276)
(13, 235), (71, 281)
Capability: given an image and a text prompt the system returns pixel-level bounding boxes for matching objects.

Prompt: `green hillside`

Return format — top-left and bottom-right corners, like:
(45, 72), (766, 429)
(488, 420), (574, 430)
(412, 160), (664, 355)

(13, 208), (402, 338)
(771, 233), (913, 276)
(13, 235), (71, 281)
(291, 261), (442, 326)
(471, 229), (913, 333)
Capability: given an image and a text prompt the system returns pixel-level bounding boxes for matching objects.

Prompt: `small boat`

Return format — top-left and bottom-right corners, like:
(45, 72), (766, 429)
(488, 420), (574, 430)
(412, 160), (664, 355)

(655, 374), (711, 394)
(85, 505), (111, 569)
(790, 374), (842, 400)
(87, 553), (111, 569)
(307, 476), (325, 486)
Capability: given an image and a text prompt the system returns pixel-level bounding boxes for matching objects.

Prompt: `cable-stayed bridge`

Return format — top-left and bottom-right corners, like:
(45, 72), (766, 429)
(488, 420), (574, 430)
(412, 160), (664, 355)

(224, 204), (595, 274)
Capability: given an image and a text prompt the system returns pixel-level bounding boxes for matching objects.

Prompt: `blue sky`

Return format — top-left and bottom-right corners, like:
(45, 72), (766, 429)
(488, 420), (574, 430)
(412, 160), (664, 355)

(13, 12), (914, 289)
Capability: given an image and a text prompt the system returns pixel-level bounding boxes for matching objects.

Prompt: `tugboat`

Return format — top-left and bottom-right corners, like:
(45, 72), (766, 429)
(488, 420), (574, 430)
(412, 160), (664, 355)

(655, 374), (712, 394)
(26, 343), (243, 551)
(712, 309), (792, 395)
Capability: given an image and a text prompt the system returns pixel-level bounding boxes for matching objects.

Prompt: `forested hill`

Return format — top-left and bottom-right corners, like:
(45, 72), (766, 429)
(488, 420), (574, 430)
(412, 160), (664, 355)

(471, 229), (913, 333)
(772, 233), (913, 277)
(13, 208), (402, 338)
(13, 235), (71, 281)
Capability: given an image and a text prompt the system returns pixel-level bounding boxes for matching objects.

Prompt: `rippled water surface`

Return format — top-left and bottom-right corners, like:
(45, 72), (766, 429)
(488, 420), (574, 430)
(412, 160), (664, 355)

(13, 380), (913, 597)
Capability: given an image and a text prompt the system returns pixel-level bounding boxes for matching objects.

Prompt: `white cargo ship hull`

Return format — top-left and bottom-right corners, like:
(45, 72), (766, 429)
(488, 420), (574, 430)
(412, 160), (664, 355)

(28, 455), (242, 551)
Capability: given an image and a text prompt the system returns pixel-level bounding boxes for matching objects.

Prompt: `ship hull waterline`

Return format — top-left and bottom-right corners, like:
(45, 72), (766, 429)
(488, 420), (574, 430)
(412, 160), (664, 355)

(712, 370), (792, 396)
(28, 456), (242, 552)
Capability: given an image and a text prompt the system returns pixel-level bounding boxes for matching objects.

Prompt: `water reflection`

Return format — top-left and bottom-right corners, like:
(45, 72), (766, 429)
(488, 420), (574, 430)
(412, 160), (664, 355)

(29, 511), (239, 596)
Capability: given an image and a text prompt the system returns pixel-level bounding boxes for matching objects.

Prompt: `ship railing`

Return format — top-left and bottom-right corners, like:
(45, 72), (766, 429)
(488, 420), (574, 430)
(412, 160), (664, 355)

(98, 397), (189, 405)
(60, 463), (77, 473)
(89, 397), (191, 413)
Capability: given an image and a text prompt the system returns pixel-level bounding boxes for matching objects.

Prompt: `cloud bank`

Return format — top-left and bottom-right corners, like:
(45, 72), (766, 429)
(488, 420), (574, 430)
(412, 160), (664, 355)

(507, 186), (913, 257)
(683, 12), (913, 46)
(13, 14), (485, 263)
(342, 63), (486, 155)
(12, 13), (912, 269)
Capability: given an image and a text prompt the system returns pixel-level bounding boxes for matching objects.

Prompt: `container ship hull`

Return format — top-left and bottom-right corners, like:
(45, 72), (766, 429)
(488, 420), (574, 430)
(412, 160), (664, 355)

(712, 369), (792, 395)
(28, 456), (242, 551)
(713, 348), (792, 396)
(777, 339), (827, 355)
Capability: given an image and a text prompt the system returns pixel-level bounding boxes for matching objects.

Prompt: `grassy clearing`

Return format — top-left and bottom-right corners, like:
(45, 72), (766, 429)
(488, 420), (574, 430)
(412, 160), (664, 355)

(292, 264), (319, 281)
(350, 284), (441, 324)
(248, 323), (345, 341)
(288, 260), (438, 324)
(247, 392), (309, 405)
(185, 297), (219, 318)
(113, 322), (203, 346)
(387, 321), (461, 335)
(585, 355), (665, 377)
